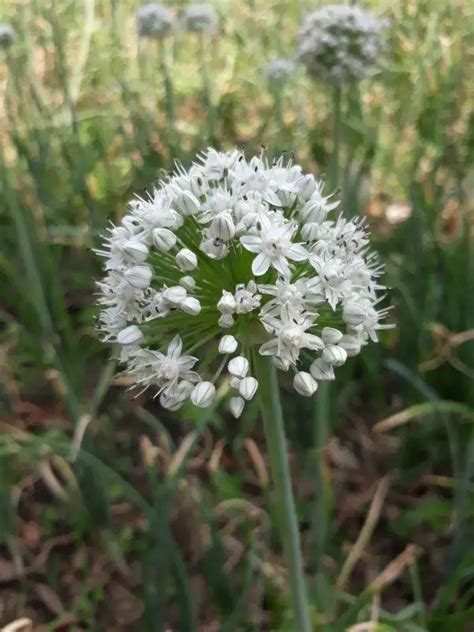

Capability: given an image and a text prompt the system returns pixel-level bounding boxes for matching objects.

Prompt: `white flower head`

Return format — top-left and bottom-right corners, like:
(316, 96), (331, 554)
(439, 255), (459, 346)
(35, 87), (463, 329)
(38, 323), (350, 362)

(96, 148), (390, 409)
(0, 24), (16, 49)
(136, 3), (175, 39)
(182, 3), (218, 35)
(264, 58), (295, 86)
(298, 4), (387, 85)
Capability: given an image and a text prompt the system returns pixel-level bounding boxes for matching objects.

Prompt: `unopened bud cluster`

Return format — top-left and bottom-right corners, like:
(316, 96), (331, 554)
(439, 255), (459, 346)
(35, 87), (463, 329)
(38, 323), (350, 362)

(96, 148), (390, 416)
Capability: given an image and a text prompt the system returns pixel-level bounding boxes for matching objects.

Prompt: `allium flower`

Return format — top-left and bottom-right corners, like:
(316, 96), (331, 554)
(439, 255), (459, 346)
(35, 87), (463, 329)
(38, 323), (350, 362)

(298, 4), (386, 84)
(264, 58), (295, 86)
(0, 23), (16, 49)
(182, 3), (218, 35)
(136, 3), (175, 39)
(96, 148), (391, 415)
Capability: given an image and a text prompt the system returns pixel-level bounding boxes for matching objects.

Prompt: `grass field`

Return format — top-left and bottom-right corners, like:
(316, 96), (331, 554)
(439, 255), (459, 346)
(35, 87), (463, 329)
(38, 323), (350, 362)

(0, 0), (473, 630)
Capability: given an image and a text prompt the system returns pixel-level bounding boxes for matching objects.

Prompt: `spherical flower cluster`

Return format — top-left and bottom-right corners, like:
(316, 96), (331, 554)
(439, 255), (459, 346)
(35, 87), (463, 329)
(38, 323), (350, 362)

(298, 4), (386, 85)
(136, 3), (175, 39)
(264, 58), (295, 86)
(0, 23), (16, 49)
(182, 3), (218, 35)
(96, 148), (390, 416)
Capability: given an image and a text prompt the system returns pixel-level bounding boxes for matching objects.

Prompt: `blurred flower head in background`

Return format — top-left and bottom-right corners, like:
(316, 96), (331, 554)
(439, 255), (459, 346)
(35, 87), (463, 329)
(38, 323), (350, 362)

(96, 149), (390, 416)
(136, 3), (175, 39)
(264, 58), (295, 86)
(298, 4), (386, 84)
(182, 3), (218, 35)
(0, 23), (16, 49)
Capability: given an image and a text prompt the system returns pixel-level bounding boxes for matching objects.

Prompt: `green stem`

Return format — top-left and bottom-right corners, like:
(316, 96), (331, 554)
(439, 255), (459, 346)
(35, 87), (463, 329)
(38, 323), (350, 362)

(198, 33), (215, 144)
(158, 39), (176, 150)
(252, 352), (312, 632)
(311, 381), (331, 574)
(329, 85), (342, 190)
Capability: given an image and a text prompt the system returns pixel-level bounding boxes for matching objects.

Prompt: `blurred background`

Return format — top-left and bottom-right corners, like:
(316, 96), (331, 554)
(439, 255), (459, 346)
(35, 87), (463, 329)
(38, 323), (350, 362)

(0, 0), (472, 630)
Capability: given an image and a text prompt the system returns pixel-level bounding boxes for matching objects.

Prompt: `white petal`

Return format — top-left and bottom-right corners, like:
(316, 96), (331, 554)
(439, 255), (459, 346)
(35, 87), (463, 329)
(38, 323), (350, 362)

(252, 253), (271, 276)
(240, 235), (263, 254)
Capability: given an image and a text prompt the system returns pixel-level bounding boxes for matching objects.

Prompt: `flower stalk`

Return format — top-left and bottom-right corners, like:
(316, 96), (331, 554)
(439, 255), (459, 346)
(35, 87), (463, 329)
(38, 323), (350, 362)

(253, 350), (312, 632)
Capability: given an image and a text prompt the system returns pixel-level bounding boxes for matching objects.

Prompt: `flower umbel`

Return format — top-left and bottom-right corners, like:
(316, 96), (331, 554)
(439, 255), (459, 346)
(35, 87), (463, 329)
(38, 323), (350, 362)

(96, 148), (391, 416)
(298, 4), (387, 85)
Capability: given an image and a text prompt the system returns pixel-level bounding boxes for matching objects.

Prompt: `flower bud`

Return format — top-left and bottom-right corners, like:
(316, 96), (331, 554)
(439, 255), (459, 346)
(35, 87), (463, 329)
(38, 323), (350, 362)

(342, 302), (367, 326)
(229, 396), (245, 419)
(228, 356), (249, 378)
(218, 335), (238, 354)
(300, 199), (327, 224)
(218, 314), (234, 329)
(123, 240), (149, 263)
(229, 376), (241, 389)
(310, 358), (335, 381)
(217, 291), (237, 314)
(180, 296), (201, 315)
(210, 212), (235, 241)
(176, 248), (198, 271)
(238, 376), (258, 401)
(339, 335), (361, 357)
(322, 345), (348, 366)
(321, 327), (343, 345)
(293, 371), (318, 396)
(124, 265), (152, 289)
(191, 381), (216, 408)
(300, 222), (320, 241)
(179, 275), (196, 291)
(117, 325), (144, 345)
(175, 191), (200, 216)
(298, 175), (317, 200)
(152, 228), (177, 251)
(163, 285), (187, 305)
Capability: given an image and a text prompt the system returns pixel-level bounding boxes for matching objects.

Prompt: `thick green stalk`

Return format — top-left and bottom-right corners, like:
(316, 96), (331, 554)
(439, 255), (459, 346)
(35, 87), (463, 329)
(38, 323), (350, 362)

(329, 85), (342, 190)
(252, 352), (312, 632)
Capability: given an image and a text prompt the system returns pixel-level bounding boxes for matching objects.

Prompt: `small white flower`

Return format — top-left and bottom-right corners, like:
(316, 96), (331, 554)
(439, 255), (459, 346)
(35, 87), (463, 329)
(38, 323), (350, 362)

(322, 344), (348, 366)
(217, 291), (237, 314)
(163, 286), (187, 305)
(310, 358), (335, 381)
(218, 314), (234, 329)
(238, 377), (258, 401)
(321, 327), (343, 345)
(179, 276), (196, 291)
(228, 356), (249, 378)
(343, 302), (367, 326)
(339, 334), (362, 356)
(124, 265), (153, 289)
(229, 396), (245, 419)
(293, 371), (318, 397)
(117, 325), (144, 345)
(219, 335), (238, 354)
(181, 296), (201, 315)
(191, 381), (216, 407)
(210, 213), (236, 241)
(153, 228), (177, 251)
(123, 240), (149, 263)
(176, 248), (198, 271)
(240, 215), (307, 277)
(175, 191), (201, 216)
